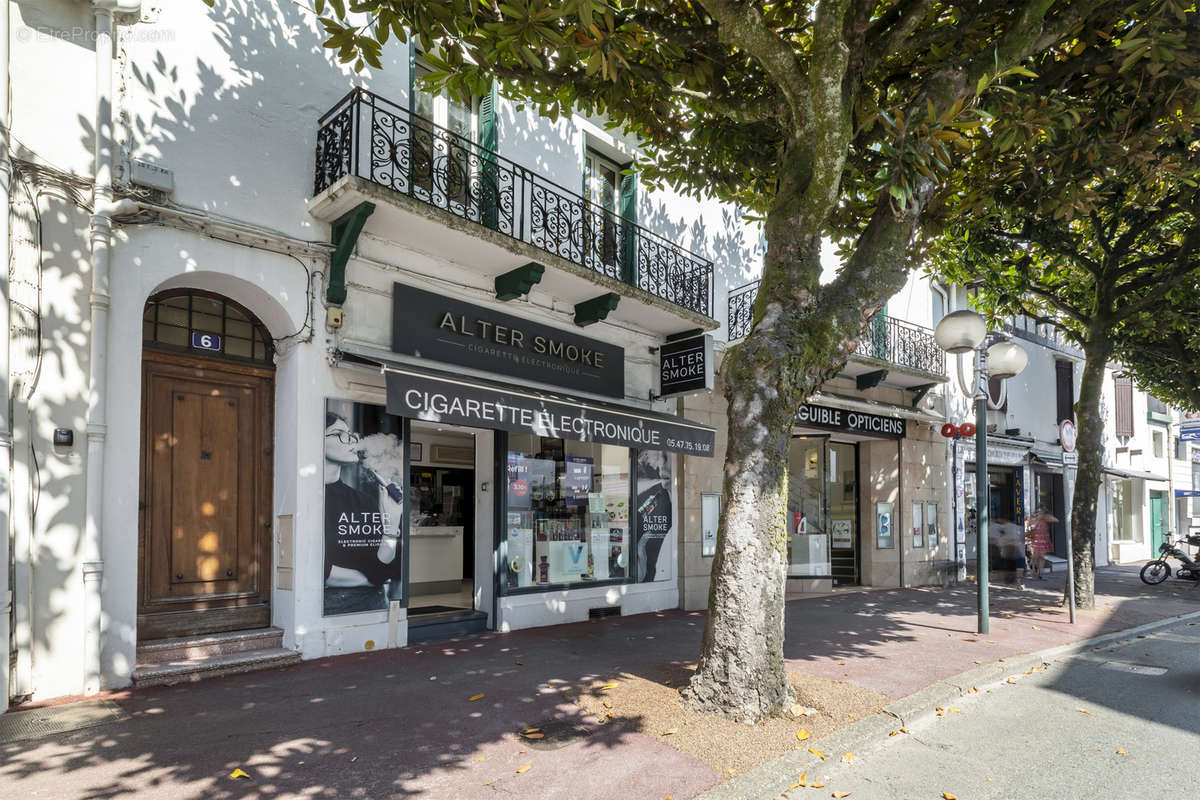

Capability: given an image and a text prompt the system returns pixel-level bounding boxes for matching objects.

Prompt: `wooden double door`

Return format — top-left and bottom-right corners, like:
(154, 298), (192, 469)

(138, 350), (274, 640)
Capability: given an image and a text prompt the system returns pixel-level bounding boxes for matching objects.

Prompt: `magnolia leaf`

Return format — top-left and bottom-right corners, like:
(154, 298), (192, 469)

(841, 753), (855, 763)
(834, 792), (852, 798)
(796, 729), (811, 741)
(600, 682), (619, 691)
(516, 764), (532, 773)
(808, 748), (826, 760)
(229, 769), (251, 780)
(468, 693), (485, 702)
(943, 793), (958, 800)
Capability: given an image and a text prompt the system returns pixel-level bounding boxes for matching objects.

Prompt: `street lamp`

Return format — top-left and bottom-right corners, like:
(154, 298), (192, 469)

(935, 310), (1028, 634)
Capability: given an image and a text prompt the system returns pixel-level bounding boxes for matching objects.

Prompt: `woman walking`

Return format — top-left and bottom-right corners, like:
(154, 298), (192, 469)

(1025, 507), (1057, 579)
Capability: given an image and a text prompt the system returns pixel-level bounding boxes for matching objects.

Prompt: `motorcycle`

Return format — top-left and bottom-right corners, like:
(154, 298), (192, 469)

(1140, 535), (1200, 585)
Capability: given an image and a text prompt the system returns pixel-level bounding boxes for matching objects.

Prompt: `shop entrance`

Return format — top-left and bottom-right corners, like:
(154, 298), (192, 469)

(407, 422), (479, 620)
(788, 436), (860, 586)
(138, 292), (275, 640)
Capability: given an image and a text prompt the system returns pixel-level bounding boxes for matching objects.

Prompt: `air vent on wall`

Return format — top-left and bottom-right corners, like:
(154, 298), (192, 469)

(588, 606), (621, 620)
(431, 444), (474, 465)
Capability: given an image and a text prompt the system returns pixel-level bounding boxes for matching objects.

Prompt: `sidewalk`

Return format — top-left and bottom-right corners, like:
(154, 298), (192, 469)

(3, 566), (1197, 800)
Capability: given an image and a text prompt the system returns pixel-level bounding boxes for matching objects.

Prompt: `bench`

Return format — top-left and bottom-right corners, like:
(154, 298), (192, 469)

(1042, 555), (1067, 573)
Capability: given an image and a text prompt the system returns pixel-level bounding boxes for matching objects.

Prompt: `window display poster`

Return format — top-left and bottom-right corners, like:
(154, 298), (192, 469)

(507, 453), (531, 509)
(323, 399), (405, 616)
(876, 502), (894, 549)
(831, 518), (853, 547)
(528, 457), (557, 503)
(565, 456), (594, 506)
(637, 450), (675, 582)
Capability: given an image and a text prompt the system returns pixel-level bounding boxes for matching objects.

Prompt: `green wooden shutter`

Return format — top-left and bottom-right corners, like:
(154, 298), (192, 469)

(478, 81), (499, 229)
(620, 170), (637, 285)
(870, 303), (889, 360)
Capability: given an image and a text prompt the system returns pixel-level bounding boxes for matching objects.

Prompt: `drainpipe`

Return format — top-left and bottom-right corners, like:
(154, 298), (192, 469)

(1, 0), (12, 710)
(82, 0), (140, 696)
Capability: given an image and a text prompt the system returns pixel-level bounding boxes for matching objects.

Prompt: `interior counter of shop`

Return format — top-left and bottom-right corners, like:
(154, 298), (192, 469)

(409, 526), (464, 592)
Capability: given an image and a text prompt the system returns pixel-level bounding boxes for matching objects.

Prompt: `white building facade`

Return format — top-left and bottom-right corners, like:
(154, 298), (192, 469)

(3, 1), (763, 705)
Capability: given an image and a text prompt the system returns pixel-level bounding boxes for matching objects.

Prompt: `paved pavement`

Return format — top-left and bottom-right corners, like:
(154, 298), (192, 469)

(2, 565), (1198, 799)
(768, 614), (1200, 799)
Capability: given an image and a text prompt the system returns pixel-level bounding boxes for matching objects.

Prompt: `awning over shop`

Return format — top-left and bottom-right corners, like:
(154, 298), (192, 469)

(1029, 446), (1064, 466)
(1102, 466), (1168, 482)
(337, 350), (716, 457)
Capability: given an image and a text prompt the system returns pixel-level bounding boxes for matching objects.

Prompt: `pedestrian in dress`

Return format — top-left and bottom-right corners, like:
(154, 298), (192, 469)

(1025, 507), (1057, 579)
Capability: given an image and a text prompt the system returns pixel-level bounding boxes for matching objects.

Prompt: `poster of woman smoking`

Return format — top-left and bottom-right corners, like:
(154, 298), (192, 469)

(636, 450), (676, 582)
(324, 399), (406, 615)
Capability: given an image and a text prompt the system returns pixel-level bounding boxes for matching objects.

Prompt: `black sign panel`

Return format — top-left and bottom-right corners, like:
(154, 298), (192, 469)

(795, 403), (907, 439)
(385, 365), (716, 457)
(392, 283), (625, 398)
(659, 335), (713, 398)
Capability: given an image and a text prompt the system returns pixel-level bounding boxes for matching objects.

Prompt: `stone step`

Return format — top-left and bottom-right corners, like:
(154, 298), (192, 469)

(135, 627), (284, 665)
(132, 647), (301, 688)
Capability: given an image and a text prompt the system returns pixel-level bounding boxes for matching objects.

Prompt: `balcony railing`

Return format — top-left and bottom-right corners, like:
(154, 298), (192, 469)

(726, 280), (945, 375)
(314, 88), (713, 318)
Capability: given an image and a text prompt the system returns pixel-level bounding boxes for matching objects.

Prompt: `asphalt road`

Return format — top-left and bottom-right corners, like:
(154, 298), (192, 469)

(782, 616), (1200, 799)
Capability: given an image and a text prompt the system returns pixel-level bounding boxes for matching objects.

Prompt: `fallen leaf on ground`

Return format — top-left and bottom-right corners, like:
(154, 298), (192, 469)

(936, 707), (945, 716)
(523, 727), (541, 734)
(889, 730), (899, 736)
(963, 638), (977, 642)
(523, 733), (545, 740)
(833, 792), (852, 798)
(808, 748), (826, 760)
(788, 772), (808, 789)
(1116, 749), (1126, 755)
(1006, 677), (1017, 684)
(600, 682), (620, 690)
(229, 769), (251, 780)
(797, 729), (811, 741)
(516, 764), (532, 774)
(1076, 707), (1094, 717)
(602, 700), (612, 708)
(515, 661), (525, 666)
(1032, 626), (1042, 631)
(943, 793), (958, 800)
(483, 781), (493, 786)
(475, 756), (485, 762)
(812, 782), (825, 788)
(838, 660), (846, 665)
(969, 686), (979, 693)
(662, 728), (678, 736)
(948, 707), (961, 713)
(841, 753), (854, 763)
(468, 693), (485, 702)
(899, 728), (908, 734)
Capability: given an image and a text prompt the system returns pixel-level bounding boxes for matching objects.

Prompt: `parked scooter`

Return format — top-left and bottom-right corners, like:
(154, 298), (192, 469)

(1140, 535), (1200, 585)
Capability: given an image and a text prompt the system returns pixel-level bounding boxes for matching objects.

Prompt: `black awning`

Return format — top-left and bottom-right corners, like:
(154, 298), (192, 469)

(338, 350), (716, 457)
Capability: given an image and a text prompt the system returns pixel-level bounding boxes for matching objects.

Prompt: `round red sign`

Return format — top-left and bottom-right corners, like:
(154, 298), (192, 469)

(1060, 419), (1077, 452)
(511, 479), (529, 497)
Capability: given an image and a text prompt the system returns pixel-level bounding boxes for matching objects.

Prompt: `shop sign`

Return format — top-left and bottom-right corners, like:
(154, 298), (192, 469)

(1181, 424), (1200, 442)
(1177, 489), (1200, 498)
(392, 283), (625, 398)
(966, 444), (1029, 467)
(385, 364), (716, 457)
(795, 403), (906, 439)
(658, 334), (713, 398)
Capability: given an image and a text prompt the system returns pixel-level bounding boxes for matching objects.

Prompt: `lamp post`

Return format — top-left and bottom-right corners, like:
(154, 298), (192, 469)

(935, 310), (1028, 635)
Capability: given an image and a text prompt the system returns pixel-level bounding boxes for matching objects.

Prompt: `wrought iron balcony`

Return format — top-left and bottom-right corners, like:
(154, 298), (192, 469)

(314, 88), (713, 318)
(726, 280), (945, 376)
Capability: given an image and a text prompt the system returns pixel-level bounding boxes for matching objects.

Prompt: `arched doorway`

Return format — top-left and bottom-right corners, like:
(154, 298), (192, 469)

(138, 290), (276, 640)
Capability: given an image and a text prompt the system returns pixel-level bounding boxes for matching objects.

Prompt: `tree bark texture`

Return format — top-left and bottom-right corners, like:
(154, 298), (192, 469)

(1067, 334), (1112, 611)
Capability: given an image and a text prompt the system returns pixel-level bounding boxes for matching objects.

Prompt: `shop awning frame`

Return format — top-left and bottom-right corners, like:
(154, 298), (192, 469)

(1102, 466), (1168, 482)
(336, 349), (717, 457)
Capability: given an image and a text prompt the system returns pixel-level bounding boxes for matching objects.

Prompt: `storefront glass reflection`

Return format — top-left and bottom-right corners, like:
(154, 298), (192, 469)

(787, 437), (859, 582)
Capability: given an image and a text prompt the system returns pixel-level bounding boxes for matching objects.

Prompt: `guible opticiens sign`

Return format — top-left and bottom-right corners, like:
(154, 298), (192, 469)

(391, 283), (625, 397)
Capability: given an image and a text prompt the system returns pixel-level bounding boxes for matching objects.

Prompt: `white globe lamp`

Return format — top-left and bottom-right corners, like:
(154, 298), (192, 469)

(934, 310), (988, 355)
(987, 340), (1028, 380)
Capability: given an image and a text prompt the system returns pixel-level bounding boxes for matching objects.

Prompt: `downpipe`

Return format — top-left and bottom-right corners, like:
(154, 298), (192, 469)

(82, 0), (141, 696)
(0, 0), (13, 711)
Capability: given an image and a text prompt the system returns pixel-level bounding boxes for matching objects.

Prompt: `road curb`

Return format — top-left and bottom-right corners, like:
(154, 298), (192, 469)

(696, 607), (1200, 800)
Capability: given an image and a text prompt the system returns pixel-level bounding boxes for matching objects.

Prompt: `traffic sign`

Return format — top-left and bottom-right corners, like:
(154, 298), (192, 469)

(1060, 419), (1077, 452)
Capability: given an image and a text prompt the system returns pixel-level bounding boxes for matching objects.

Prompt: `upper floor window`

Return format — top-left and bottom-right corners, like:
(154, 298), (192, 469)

(1114, 375), (1134, 438)
(413, 60), (477, 141)
(1146, 396), (1169, 417)
(1055, 360), (1074, 424)
(930, 284), (947, 329)
(1153, 430), (1164, 460)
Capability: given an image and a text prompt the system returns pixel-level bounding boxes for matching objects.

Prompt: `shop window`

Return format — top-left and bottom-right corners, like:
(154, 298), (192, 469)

(1193, 462), (1200, 517)
(1152, 430), (1164, 460)
(926, 502), (939, 549)
(911, 502), (924, 547)
(1111, 478), (1141, 542)
(503, 435), (636, 591)
(1176, 437), (1187, 461)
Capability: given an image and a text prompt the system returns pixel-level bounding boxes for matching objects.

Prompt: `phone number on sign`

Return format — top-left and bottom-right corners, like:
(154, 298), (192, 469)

(665, 438), (712, 455)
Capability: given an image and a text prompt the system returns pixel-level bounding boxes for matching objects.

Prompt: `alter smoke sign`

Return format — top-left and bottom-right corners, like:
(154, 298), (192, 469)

(658, 334), (713, 398)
